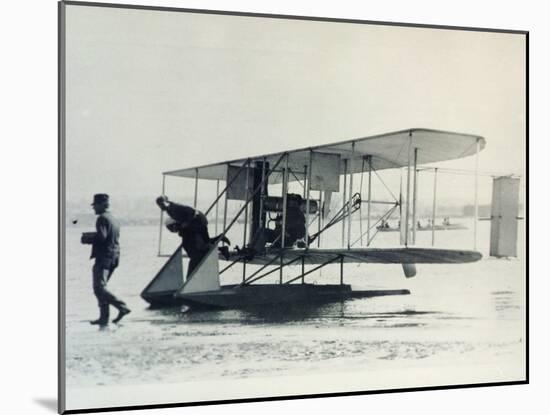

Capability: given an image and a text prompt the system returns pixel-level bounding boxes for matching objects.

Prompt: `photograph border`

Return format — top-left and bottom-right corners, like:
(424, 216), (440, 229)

(58, 1), (529, 413)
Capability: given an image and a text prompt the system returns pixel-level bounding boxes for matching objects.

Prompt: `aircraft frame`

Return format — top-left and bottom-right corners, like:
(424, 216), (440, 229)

(142, 128), (484, 309)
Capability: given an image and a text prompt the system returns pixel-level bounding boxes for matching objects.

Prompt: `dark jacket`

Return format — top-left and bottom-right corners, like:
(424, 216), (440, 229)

(91, 212), (120, 267)
(286, 206), (306, 238)
(164, 202), (211, 248)
(165, 203), (196, 224)
(176, 212), (211, 258)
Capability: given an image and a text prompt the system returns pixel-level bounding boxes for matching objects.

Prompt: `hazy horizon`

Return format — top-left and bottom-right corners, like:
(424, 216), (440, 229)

(64, 5), (526, 213)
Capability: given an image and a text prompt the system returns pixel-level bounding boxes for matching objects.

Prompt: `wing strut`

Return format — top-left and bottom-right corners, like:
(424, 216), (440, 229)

(284, 255), (342, 285)
(351, 203), (399, 247)
(431, 168), (438, 246)
(157, 174), (166, 256)
(243, 254), (302, 285)
(341, 158), (348, 247)
(367, 155), (373, 246)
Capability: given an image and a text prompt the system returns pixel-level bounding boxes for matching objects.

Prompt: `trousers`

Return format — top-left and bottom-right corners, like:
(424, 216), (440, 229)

(187, 249), (210, 277)
(92, 260), (127, 310)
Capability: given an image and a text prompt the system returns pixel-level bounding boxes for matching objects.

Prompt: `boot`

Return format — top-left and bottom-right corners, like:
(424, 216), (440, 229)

(113, 306), (131, 324)
(218, 245), (230, 260)
(212, 234), (231, 246)
(90, 305), (109, 326)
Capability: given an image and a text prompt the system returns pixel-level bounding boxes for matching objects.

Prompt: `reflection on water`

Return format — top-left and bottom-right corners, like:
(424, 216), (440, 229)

(492, 291), (522, 320)
(141, 300), (445, 327)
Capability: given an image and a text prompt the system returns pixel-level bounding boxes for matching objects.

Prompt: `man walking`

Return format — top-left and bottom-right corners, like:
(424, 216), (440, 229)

(82, 193), (130, 326)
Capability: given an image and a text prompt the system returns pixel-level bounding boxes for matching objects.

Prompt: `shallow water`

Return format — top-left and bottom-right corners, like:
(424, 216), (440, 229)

(64, 219), (525, 395)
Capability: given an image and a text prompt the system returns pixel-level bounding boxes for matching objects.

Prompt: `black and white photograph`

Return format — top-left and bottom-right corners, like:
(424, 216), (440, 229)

(7, 0), (550, 414)
(56, 1), (529, 412)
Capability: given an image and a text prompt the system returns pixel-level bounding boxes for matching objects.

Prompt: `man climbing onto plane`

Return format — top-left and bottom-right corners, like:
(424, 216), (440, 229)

(156, 195), (230, 276)
(81, 193), (130, 326)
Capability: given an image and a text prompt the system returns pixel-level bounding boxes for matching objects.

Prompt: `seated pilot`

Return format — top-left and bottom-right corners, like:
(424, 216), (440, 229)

(264, 194), (306, 248)
(236, 194), (307, 259)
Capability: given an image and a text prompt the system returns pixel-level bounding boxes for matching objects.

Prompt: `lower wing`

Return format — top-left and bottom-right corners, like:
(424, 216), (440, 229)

(224, 247), (482, 265)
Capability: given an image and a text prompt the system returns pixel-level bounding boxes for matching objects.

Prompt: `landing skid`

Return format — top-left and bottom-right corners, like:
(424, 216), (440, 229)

(144, 284), (410, 310)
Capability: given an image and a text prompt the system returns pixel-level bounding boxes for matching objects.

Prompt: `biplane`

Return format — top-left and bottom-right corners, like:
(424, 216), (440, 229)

(141, 128), (485, 310)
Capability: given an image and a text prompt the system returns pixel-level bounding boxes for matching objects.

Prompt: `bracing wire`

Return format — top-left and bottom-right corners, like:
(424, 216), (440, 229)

(350, 204), (399, 247)
(288, 168), (305, 189)
(373, 168), (399, 202)
(359, 158), (365, 245)
(309, 193), (361, 244)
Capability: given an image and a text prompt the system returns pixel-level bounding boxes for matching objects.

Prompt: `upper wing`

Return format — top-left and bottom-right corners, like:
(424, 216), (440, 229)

(223, 247), (482, 265)
(165, 128), (485, 182)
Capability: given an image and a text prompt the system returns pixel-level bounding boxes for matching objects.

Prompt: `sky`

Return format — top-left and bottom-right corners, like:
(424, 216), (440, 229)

(64, 4), (526, 212)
